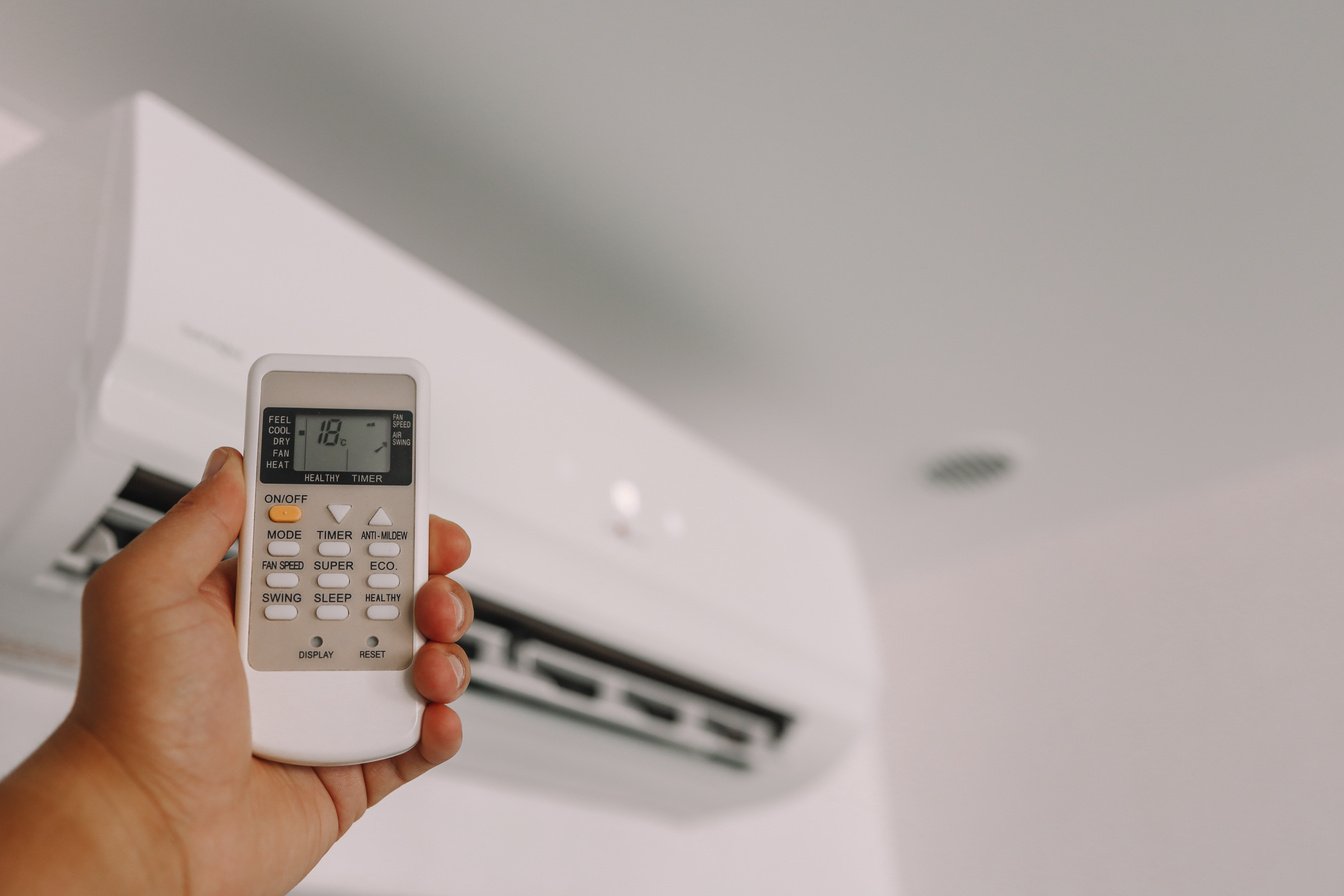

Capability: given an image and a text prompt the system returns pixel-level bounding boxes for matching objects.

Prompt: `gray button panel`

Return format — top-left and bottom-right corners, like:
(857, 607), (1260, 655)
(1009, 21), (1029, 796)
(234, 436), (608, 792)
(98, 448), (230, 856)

(247, 369), (418, 673)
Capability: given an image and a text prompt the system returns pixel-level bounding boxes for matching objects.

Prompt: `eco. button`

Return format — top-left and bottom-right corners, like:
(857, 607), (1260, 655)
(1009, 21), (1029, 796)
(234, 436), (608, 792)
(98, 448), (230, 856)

(268, 504), (303, 523)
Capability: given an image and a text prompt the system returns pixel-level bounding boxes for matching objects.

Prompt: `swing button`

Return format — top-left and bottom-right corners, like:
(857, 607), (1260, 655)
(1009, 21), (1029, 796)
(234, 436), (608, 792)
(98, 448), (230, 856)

(268, 504), (302, 523)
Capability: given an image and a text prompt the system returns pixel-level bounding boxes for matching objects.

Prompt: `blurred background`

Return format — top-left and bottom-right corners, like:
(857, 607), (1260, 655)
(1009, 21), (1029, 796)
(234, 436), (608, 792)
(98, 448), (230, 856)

(2, 2), (1344, 894)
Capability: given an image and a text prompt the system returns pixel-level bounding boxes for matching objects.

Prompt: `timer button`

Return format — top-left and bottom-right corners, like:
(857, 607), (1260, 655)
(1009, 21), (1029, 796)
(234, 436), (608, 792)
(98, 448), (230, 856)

(318, 541), (351, 557)
(367, 605), (400, 621)
(316, 573), (350, 588)
(265, 572), (299, 588)
(368, 542), (400, 558)
(316, 605), (350, 621)
(268, 504), (302, 523)
(267, 541), (301, 557)
(367, 573), (400, 589)
(264, 605), (298, 620)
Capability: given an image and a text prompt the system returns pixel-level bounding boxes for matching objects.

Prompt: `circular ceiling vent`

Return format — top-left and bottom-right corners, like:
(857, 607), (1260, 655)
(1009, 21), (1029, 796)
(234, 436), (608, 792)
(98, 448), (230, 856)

(924, 447), (1016, 490)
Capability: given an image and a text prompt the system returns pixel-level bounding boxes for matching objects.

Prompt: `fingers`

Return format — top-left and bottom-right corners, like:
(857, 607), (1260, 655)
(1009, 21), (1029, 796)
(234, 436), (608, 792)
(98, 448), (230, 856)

(90, 448), (245, 603)
(358, 705), (463, 807)
(333, 522), (473, 812)
(428, 515), (471, 575)
(414, 575), (473, 643)
(412, 642), (470, 704)
(412, 574), (473, 701)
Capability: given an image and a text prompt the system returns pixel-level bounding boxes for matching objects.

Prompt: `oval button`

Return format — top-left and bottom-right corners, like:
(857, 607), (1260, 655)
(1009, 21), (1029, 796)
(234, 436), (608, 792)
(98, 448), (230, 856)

(267, 541), (300, 557)
(267, 505), (302, 523)
(367, 573), (400, 589)
(367, 605), (400, 620)
(368, 542), (400, 558)
(316, 573), (350, 588)
(318, 541), (351, 557)
(265, 572), (299, 588)
(264, 605), (298, 620)
(316, 605), (350, 621)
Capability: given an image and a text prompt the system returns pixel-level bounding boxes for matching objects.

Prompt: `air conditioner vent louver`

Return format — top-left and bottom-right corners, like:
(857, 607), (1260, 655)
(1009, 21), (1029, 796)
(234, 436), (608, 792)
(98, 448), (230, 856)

(463, 595), (792, 771)
(50, 467), (190, 580)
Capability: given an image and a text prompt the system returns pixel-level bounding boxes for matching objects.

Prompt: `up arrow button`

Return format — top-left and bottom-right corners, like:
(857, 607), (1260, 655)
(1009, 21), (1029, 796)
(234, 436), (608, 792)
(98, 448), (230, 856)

(369, 507), (393, 527)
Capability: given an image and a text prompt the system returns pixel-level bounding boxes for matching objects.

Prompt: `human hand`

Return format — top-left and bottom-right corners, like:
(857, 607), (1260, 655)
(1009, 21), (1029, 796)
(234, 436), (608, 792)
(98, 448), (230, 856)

(0, 447), (473, 895)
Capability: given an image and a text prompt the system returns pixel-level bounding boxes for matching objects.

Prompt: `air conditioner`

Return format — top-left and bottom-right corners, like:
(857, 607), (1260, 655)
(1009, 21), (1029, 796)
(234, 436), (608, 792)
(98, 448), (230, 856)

(0, 94), (880, 816)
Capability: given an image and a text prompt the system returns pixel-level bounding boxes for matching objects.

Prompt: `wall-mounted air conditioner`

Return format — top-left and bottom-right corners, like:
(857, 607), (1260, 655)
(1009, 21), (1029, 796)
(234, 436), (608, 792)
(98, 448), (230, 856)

(0, 94), (880, 817)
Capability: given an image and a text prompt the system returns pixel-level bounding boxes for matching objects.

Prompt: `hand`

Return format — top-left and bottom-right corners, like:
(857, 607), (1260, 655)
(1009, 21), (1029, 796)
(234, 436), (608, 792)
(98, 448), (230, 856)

(0, 447), (474, 895)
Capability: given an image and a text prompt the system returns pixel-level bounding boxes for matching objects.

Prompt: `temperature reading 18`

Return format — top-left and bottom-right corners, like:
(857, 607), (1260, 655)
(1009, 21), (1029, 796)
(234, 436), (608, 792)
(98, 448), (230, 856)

(293, 412), (392, 473)
(317, 417), (343, 446)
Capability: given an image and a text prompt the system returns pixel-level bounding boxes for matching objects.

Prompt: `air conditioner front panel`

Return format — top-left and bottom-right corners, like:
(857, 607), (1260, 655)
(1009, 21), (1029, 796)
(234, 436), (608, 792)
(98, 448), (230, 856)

(0, 94), (882, 817)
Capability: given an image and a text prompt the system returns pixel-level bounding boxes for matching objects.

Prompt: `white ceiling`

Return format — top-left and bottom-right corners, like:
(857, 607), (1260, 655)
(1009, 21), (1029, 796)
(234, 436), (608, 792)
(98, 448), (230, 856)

(2, 3), (1342, 592)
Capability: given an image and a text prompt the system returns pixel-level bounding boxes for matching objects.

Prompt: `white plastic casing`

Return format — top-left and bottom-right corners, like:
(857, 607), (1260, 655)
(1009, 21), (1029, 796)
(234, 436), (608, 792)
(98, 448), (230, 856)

(237, 353), (430, 765)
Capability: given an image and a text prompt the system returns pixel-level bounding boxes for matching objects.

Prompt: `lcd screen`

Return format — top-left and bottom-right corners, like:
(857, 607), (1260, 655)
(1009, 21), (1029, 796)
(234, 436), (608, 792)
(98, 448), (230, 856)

(293, 413), (393, 473)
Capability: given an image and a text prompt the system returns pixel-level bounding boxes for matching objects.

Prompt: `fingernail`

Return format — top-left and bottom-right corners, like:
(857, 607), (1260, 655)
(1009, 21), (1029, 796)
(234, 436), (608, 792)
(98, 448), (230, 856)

(201, 448), (228, 482)
(449, 653), (466, 687)
(452, 591), (467, 632)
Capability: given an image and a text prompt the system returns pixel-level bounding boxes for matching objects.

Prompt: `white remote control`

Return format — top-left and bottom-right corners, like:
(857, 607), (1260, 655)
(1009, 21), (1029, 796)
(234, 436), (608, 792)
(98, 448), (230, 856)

(236, 354), (430, 765)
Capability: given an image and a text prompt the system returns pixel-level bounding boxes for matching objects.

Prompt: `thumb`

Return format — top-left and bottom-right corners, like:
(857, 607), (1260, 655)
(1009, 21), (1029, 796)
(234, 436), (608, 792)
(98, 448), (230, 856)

(96, 447), (246, 601)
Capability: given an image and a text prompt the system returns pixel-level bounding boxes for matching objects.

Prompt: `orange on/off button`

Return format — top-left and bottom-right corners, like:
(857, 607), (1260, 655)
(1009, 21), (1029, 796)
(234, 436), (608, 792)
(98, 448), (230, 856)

(267, 504), (303, 523)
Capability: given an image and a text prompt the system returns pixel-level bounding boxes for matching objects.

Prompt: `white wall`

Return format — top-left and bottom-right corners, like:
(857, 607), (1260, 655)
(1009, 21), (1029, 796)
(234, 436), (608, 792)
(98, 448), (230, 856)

(0, 671), (898, 894)
(877, 447), (1344, 895)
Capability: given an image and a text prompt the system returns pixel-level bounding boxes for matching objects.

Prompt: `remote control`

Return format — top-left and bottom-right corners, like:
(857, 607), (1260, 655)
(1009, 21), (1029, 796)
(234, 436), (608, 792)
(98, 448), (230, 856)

(236, 354), (430, 765)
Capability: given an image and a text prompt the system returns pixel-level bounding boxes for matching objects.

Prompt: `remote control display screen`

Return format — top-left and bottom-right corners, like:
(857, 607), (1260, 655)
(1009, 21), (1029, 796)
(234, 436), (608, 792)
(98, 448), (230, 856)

(260, 406), (412, 485)
(293, 413), (392, 473)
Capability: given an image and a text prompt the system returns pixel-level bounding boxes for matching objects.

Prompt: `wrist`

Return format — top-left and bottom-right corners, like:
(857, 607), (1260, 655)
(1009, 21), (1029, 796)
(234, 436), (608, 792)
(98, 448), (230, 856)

(0, 718), (187, 895)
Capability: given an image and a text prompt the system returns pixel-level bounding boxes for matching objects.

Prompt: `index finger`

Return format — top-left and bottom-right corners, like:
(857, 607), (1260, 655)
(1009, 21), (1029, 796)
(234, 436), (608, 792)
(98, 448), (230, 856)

(429, 515), (471, 575)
